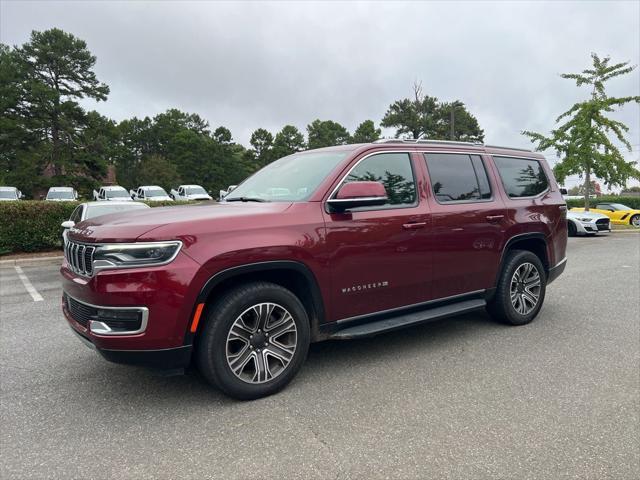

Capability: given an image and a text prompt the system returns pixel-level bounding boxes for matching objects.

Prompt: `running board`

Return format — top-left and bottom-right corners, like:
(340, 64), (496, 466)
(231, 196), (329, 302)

(329, 299), (486, 340)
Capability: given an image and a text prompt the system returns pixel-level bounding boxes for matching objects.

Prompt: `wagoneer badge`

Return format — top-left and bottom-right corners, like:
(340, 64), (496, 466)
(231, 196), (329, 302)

(342, 281), (389, 294)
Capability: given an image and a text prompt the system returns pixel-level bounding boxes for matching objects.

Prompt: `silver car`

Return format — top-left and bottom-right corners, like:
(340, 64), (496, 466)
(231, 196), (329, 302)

(566, 210), (611, 236)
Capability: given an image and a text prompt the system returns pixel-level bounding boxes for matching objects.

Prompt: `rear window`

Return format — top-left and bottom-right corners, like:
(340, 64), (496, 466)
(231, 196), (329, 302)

(423, 153), (492, 203)
(493, 156), (549, 198)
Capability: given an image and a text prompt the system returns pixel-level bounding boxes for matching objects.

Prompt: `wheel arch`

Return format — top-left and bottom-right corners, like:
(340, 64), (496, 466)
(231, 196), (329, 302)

(495, 233), (550, 286)
(185, 261), (326, 344)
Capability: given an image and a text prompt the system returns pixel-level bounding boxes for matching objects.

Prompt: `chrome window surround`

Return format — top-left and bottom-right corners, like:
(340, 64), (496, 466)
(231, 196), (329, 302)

(65, 292), (149, 336)
(64, 238), (182, 277)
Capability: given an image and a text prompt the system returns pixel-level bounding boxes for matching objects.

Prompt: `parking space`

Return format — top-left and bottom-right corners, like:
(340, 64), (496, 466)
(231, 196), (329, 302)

(1, 235), (639, 479)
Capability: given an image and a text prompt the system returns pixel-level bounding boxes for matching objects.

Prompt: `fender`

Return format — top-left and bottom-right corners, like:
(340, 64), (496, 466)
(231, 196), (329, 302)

(184, 260), (326, 345)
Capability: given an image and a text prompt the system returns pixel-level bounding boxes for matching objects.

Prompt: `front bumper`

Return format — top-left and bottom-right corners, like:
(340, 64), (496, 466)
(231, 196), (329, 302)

(60, 248), (213, 370)
(575, 220), (611, 235)
(70, 328), (192, 369)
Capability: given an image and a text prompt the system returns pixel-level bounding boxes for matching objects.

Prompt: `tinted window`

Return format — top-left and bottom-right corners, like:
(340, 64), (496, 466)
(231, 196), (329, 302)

(343, 152), (416, 206)
(424, 153), (490, 202)
(493, 156), (549, 198)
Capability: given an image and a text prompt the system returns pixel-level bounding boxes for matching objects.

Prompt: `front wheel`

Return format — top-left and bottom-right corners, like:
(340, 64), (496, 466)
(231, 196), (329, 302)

(487, 250), (547, 326)
(196, 282), (310, 400)
(630, 214), (640, 228)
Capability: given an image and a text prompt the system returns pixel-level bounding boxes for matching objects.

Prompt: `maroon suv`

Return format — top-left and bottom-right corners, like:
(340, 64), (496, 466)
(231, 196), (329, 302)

(61, 140), (567, 399)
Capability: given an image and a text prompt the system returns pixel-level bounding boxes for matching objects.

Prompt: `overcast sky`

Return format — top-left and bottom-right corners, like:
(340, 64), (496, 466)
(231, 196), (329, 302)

(2, 0), (639, 189)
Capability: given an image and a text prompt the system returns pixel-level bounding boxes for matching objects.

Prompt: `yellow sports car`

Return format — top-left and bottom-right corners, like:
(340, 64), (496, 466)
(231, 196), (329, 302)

(571, 202), (640, 228)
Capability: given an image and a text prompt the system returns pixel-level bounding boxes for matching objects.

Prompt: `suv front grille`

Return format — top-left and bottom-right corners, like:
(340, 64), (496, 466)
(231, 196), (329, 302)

(596, 218), (610, 231)
(64, 239), (95, 276)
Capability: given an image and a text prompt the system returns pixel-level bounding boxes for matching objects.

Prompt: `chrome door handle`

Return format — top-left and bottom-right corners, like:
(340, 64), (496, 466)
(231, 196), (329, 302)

(486, 215), (505, 223)
(402, 222), (426, 230)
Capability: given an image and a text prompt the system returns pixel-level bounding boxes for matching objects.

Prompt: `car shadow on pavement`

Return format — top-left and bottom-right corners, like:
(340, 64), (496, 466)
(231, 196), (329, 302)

(69, 310), (500, 408)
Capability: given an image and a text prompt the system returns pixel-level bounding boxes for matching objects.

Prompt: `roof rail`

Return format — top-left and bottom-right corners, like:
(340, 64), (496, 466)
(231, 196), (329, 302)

(373, 138), (484, 147)
(485, 144), (532, 152)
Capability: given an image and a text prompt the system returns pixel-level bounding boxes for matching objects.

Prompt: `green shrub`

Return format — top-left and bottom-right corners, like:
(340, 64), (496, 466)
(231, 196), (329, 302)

(565, 195), (640, 210)
(0, 200), (196, 255)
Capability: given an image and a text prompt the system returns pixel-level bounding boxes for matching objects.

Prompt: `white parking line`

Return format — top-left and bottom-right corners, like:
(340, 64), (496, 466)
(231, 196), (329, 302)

(14, 266), (44, 302)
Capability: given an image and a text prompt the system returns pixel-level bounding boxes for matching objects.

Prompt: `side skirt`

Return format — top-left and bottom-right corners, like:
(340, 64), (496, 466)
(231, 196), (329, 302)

(322, 292), (487, 340)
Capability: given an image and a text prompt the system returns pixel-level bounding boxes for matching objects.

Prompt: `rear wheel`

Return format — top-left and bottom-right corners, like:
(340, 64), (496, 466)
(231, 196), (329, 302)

(630, 214), (640, 228)
(487, 250), (546, 326)
(196, 282), (310, 400)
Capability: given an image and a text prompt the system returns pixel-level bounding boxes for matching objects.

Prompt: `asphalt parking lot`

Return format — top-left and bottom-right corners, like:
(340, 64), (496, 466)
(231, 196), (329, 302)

(1, 234), (639, 480)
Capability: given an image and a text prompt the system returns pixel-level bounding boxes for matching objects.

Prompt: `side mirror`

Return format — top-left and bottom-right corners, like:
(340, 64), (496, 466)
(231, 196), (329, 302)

(61, 220), (75, 229)
(327, 181), (388, 212)
(559, 188), (568, 195)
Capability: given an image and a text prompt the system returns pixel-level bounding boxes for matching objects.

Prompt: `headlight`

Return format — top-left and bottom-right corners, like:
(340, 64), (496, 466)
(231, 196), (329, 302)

(93, 241), (182, 269)
(577, 217), (593, 222)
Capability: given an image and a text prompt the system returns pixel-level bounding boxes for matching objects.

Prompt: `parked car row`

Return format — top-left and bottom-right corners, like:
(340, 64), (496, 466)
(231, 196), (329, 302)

(0, 184), (214, 202)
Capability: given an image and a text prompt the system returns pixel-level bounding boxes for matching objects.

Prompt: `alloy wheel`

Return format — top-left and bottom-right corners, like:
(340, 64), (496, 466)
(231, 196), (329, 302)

(225, 303), (298, 384)
(509, 262), (541, 315)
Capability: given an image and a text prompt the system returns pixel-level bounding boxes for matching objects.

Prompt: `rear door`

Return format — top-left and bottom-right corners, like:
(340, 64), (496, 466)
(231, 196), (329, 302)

(423, 151), (506, 299)
(323, 150), (432, 321)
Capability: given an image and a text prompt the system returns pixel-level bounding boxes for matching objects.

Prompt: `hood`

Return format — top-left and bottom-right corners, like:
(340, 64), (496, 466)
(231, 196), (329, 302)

(145, 196), (173, 202)
(187, 194), (212, 200)
(68, 202), (293, 243)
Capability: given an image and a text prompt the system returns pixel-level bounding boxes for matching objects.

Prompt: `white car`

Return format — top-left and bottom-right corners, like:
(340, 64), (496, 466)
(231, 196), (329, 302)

(129, 185), (173, 202)
(567, 210), (611, 236)
(219, 185), (238, 200)
(0, 186), (24, 201)
(61, 201), (150, 229)
(93, 185), (133, 201)
(45, 187), (77, 202)
(170, 184), (212, 201)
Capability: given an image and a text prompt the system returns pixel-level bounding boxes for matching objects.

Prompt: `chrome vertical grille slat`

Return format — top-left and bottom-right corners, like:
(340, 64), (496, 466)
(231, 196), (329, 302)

(64, 239), (96, 277)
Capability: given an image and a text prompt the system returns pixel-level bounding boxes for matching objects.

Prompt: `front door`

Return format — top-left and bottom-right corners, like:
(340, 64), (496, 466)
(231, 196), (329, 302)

(323, 151), (432, 322)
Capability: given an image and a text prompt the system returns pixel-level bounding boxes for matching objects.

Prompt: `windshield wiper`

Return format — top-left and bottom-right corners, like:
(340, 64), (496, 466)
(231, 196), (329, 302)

(225, 197), (268, 203)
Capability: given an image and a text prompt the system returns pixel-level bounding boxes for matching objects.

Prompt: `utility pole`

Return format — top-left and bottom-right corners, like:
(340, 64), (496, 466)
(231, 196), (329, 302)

(450, 105), (455, 140)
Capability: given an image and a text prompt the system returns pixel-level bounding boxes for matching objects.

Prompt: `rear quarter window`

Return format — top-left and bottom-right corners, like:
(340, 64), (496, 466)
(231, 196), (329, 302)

(493, 156), (549, 198)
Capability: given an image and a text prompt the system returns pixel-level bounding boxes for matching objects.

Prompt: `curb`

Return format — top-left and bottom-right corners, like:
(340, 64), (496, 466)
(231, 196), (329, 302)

(0, 255), (63, 268)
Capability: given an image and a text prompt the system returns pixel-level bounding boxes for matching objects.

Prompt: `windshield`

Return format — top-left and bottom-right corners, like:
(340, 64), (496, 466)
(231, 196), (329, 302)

(145, 188), (168, 197)
(106, 189), (130, 198)
(86, 203), (148, 219)
(47, 191), (75, 199)
(0, 190), (17, 199)
(186, 186), (207, 195)
(225, 151), (350, 202)
(609, 203), (630, 210)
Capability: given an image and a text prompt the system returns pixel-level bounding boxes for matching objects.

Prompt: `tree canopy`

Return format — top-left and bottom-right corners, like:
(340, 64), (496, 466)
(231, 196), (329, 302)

(381, 82), (484, 142)
(523, 53), (640, 209)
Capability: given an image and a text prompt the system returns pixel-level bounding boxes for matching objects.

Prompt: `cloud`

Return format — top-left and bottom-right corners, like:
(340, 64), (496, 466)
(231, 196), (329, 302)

(2, 0), (639, 177)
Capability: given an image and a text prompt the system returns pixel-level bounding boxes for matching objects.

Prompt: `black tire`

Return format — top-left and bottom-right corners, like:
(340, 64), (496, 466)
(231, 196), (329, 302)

(630, 214), (640, 228)
(487, 250), (547, 326)
(567, 220), (577, 237)
(196, 281), (310, 400)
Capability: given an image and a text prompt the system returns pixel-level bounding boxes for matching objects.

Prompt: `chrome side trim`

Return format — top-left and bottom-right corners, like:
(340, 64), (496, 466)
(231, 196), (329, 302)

(65, 293), (149, 336)
(335, 289), (485, 325)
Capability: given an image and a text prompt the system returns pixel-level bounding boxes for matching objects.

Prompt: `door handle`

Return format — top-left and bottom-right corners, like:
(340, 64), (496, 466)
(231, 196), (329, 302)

(403, 222), (426, 230)
(486, 215), (504, 223)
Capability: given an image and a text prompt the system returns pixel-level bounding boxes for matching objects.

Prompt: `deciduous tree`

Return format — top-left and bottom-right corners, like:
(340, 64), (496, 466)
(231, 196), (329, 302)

(523, 53), (640, 210)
